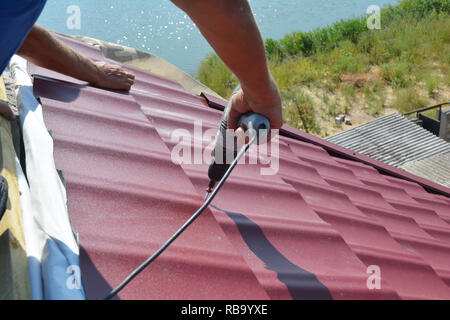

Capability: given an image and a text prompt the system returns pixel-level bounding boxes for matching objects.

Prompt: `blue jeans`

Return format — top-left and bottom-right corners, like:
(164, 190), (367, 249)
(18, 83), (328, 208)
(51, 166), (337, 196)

(0, 0), (47, 74)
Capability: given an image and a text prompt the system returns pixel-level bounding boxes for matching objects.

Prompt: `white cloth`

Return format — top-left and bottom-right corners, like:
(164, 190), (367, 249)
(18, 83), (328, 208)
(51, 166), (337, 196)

(10, 55), (86, 300)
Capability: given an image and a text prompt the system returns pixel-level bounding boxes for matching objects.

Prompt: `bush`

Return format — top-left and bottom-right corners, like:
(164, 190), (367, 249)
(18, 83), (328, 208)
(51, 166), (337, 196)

(382, 62), (414, 88)
(310, 28), (332, 52)
(197, 53), (237, 98)
(283, 91), (319, 134)
(265, 38), (285, 60)
(330, 18), (367, 44)
(279, 32), (314, 57)
(270, 57), (319, 89)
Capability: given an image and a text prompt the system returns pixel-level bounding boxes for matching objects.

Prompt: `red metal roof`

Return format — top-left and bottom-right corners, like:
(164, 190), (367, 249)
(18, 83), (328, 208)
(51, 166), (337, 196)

(28, 35), (450, 300)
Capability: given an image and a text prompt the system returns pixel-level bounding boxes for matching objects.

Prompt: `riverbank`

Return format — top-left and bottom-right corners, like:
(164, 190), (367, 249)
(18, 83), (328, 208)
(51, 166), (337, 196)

(196, 0), (450, 137)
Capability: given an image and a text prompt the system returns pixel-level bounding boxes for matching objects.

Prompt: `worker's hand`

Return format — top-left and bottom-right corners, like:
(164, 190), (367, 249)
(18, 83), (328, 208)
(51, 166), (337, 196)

(0, 100), (16, 121)
(92, 61), (135, 91)
(227, 78), (283, 139)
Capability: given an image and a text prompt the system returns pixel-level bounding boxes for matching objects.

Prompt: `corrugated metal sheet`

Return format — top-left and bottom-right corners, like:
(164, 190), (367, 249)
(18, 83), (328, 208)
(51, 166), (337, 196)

(400, 152), (450, 188)
(28, 35), (450, 300)
(326, 113), (450, 189)
(326, 113), (450, 167)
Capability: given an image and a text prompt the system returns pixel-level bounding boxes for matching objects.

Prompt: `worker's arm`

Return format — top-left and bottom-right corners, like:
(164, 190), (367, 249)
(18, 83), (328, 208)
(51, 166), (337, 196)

(171, 0), (283, 131)
(17, 25), (135, 91)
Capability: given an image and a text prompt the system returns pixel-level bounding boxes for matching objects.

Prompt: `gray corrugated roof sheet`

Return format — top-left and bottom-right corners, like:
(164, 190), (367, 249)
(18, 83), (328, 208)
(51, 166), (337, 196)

(399, 152), (450, 188)
(327, 113), (450, 166)
(326, 113), (450, 187)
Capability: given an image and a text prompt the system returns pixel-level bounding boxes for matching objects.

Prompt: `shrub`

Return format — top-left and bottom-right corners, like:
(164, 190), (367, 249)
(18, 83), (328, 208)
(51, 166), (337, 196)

(310, 28), (332, 52)
(382, 62), (414, 88)
(279, 32), (314, 57)
(197, 53), (238, 98)
(283, 91), (319, 134)
(265, 38), (285, 60)
(269, 57), (319, 90)
(330, 18), (367, 44)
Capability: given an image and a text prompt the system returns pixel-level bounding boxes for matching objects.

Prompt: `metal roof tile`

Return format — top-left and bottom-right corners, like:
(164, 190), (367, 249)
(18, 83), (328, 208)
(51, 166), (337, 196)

(26, 35), (450, 300)
(32, 74), (269, 300)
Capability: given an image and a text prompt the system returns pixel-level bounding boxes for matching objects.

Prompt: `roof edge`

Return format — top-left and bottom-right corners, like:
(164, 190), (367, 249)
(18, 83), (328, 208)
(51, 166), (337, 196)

(281, 125), (450, 197)
(200, 94), (450, 198)
(200, 92), (227, 111)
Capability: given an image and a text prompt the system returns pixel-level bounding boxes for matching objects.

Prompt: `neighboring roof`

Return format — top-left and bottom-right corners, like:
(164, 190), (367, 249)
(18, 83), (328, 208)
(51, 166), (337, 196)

(400, 152), (450, 188)
(27, 34), (450, 300)
(326, 113), (450, 167)
(326, 113), (450, 188)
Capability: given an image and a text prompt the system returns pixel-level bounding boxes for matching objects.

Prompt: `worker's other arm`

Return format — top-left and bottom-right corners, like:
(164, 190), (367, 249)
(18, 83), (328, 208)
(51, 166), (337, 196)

(17, 25), (135, 91)
(171, 0), (283, 131)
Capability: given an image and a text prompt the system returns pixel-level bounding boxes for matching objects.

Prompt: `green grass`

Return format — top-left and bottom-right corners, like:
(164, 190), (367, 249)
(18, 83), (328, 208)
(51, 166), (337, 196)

(381, 62), (414, 89)
(197, 53), (237, 98)
(283, 90), (320, 134)
(196, 0), (450, 135)
(425, 76), (441, 95)
(393, 87), (429, 113)
(364, 81), (387, 115)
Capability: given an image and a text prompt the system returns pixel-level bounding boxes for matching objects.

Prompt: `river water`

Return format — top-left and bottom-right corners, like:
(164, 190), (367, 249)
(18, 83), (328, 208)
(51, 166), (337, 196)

(37, 0), (399, 74)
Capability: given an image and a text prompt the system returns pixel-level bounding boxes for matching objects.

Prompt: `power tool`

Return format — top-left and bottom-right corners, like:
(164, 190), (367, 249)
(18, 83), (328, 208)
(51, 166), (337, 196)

(205, 84), (270, 199)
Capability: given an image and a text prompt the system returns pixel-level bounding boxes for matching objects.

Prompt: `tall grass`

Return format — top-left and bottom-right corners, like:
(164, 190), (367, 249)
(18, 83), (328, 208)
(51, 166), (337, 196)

(425, 76), (441, 95)
(283, 90), (320, 134)
(364, 81), (387, 115)
(197, 53), (237, 98)
(393, 88), (428, 113)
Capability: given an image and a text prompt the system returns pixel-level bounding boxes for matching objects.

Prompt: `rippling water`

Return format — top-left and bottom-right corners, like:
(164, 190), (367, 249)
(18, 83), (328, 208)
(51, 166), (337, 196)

(37, 0), (399, 74)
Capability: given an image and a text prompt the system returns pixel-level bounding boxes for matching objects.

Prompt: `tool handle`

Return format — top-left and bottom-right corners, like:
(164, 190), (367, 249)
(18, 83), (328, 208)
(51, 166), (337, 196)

(237, 112), (270, 144)
(220, 84), (271, 145)
(208, 84), (270, 184)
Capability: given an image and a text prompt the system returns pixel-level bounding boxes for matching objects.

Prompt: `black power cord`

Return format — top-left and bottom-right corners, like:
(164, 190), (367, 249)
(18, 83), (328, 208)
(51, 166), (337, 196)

(104, 135), (257, 300)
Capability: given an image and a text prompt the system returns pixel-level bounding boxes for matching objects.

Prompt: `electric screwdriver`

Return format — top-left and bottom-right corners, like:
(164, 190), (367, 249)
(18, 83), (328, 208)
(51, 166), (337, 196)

(206, 85), (271, 197)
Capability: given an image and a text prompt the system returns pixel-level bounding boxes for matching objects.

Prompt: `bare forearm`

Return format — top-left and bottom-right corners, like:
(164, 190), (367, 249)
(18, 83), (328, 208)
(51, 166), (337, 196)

(171, 0), (276, 106)
(17, 25), (135, 90)
(17, 25), (100, 84)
